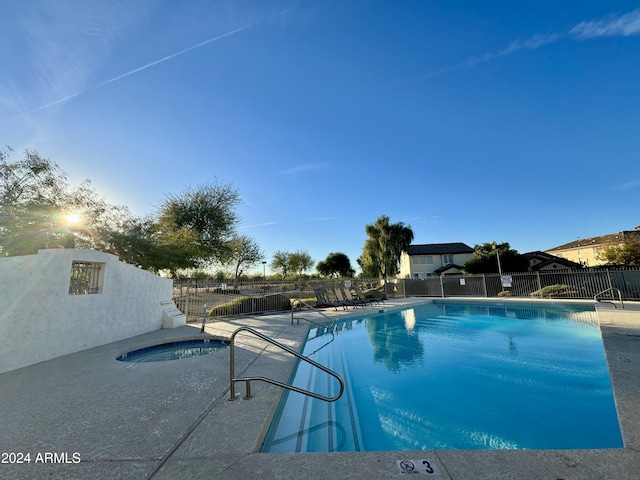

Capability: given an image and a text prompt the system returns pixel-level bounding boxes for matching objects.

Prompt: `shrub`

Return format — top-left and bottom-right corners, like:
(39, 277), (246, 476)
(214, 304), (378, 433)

(208, 294), (291, 316)
(530, 284), (578, 298)
(498, 290), (512, 297)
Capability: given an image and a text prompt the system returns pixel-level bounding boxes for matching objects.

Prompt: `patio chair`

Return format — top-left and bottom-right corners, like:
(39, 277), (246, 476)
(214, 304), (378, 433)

(354, 285), (385, 304)
(314, 288), (345, 310)
(334, 286), (365, 308)
(323, 287), (350, 310)
(339, 286), (369, 307)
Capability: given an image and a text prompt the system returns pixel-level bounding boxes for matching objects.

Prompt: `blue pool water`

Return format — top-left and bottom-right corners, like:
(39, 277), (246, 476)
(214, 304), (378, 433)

(116, 338), (228, 363)
(261, 301), (623, 452)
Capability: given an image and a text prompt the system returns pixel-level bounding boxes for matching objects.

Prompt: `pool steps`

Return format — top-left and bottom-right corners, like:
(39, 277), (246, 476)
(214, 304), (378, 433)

(261, 324), (363, 452)
(228, 326), (344, 403)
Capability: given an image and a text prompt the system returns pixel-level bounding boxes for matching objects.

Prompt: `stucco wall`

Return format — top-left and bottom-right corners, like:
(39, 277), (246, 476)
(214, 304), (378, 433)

(546, 246), (603, 267)
(0, 249), (183, 374)
(399, 252), (474, 278)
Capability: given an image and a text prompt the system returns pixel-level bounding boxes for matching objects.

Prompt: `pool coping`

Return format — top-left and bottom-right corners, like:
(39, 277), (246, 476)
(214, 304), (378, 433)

(1, 297), (638, 479)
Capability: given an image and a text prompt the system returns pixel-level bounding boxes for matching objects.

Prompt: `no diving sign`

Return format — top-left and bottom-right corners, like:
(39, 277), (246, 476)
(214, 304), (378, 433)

(396, 459), (441, 475)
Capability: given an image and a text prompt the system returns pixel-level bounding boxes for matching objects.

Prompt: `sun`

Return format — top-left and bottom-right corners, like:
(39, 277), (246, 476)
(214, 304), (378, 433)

(63, 213), (82, 225)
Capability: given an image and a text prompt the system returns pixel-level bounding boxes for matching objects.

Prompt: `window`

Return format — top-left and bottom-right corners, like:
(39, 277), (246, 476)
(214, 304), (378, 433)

(412, 255), (434, 265)
(69, 261), (104, 295)
(443, 254), (454, 264)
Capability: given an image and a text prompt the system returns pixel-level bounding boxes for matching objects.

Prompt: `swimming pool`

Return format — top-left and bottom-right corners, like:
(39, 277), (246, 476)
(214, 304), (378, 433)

(261, 301), (623, 452)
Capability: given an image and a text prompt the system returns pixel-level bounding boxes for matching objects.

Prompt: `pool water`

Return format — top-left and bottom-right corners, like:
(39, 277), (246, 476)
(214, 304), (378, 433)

(117, 338), (228, 363)
(261, 301), (623, 452)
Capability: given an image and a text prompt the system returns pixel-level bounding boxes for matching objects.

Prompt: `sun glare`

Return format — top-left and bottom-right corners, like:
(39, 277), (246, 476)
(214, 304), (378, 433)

(64, 213), (82, 225)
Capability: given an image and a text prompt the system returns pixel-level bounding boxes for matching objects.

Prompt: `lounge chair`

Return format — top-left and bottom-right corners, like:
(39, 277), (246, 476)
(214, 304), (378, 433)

(334, 286), (365, 308)
(324, 287), (350, 310)
(314, 288), (345, 310)
(354, 285), (385, 304)
(339, 286), (369, 307)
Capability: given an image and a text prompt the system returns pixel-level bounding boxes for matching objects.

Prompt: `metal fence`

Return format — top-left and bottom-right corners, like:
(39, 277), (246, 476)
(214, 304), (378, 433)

(173, 269), (640, 323)
(172, 278), (383, 323)
(386, 269), (640, 301)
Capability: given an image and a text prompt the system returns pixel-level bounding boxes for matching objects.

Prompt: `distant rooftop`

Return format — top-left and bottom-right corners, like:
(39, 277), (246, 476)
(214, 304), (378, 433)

(523, 251), (582, 270)
(547, 230), (640, 251)
(405, 243), (474, 255)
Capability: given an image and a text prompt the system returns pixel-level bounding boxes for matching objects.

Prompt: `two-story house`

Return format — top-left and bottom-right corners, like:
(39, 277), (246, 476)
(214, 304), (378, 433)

(399, 243), (475, 278)
(545, 229), (640, 267)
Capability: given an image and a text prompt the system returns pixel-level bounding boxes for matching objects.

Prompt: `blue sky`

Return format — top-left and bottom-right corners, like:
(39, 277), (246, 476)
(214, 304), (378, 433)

(2, 1), (639, 274)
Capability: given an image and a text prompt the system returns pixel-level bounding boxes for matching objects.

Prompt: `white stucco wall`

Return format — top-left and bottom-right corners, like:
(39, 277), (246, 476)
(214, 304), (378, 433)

(0, 249), (183, 374)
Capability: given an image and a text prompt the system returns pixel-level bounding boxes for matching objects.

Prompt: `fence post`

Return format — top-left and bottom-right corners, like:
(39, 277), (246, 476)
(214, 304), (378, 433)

(536, 272), (542, 292)
(440, 275), (445, 298)
(606, 269), (614, 298)
(185, 280), (191, 322)
(482, 274), (487, 297)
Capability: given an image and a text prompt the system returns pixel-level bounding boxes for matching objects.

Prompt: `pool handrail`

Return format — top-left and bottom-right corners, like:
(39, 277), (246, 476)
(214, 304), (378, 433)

(229, 326), (344, 402)
(594, 287), (624, 309)
(200, 303), (208, 333)
(291, 299), (336, 329)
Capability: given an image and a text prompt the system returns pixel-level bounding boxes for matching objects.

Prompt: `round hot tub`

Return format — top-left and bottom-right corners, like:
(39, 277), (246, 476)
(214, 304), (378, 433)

(117, 338), (229, 363)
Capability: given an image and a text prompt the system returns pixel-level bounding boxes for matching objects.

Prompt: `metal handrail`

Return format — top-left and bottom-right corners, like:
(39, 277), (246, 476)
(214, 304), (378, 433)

(200, 303), (208, 333)
(229, 326), (344, 402)
(291, 299), (336, 329)
(594, 287), (624, 308)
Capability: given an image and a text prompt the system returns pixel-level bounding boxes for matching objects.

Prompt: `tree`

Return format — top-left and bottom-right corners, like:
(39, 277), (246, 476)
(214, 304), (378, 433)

(1, 148), (70, 255)
(270, 250), (314, 278)
(97, 215), (180, 272)
(317, 252), (355, 278)
(357, 238), (381, 278)
(223, 235), (265, 281)
(462, 242), (529, 274)
(359, 215), (413, 282)
(100, 183), (242, 275)
(597, 237), (640, 267)
(270, 250), (291, 278)
(154, 182), (241, 273)
(0, 149), (247, 277)
(0, 148), (132, 257)
(289, 250), (314, 278)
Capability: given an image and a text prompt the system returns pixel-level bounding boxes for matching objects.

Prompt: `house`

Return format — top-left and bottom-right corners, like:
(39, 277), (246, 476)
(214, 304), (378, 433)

(399, 243), (474, 278)
(545, 230), (640, 267)
(523, 251), (582, 271)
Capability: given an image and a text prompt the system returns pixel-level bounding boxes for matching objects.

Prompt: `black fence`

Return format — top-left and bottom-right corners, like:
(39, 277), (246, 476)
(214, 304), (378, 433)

(386, 269), (640, 301)
(172, 278), (383, 323)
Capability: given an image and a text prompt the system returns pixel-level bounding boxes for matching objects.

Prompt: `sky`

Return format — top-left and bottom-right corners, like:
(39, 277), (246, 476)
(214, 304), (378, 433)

(2, 1), (640, 275)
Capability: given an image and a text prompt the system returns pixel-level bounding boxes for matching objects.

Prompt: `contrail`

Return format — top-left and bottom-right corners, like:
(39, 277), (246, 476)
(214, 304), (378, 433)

(240, 217), (334, 229)
(425, 7), (640, 79)
(16, 10), (292, 118)
(97, 23), (257, 89)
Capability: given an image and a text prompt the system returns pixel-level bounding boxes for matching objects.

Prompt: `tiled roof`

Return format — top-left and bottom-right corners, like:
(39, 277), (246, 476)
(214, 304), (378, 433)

(406, 243), (474, 255)
(546, 231), (640, 251)
(522, 251), (581, 270)
(434, 264), (463, 274)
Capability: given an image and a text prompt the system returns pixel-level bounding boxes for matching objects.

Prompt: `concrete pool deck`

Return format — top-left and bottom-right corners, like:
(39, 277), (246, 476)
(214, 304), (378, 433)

(1, 297), (639, 479)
